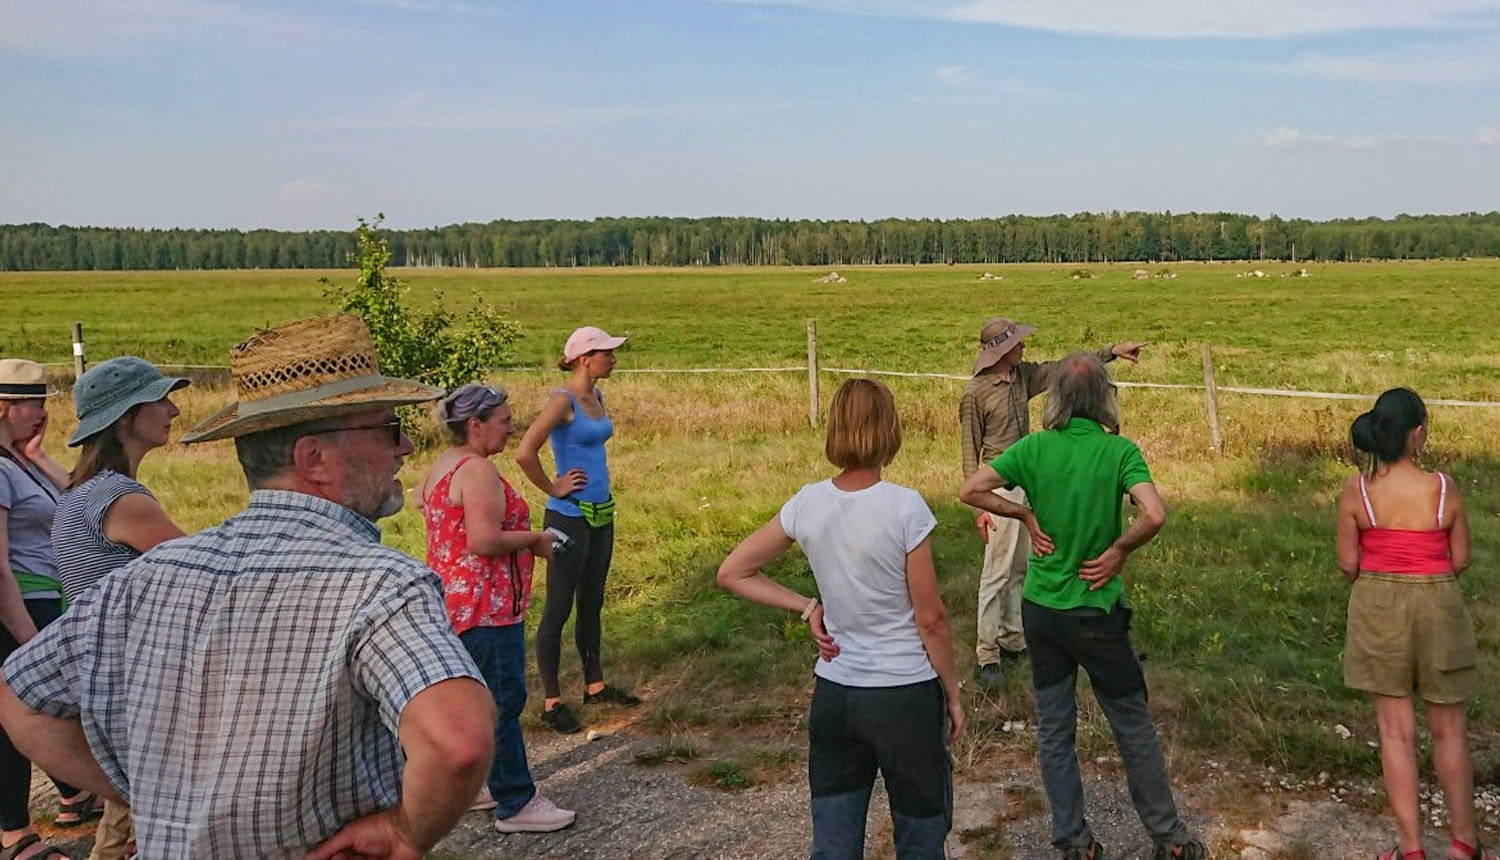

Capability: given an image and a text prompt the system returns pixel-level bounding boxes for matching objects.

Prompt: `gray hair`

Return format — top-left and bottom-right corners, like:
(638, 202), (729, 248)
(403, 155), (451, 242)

(1042, 352), (1119, 432)
(234, 423), (306, 488)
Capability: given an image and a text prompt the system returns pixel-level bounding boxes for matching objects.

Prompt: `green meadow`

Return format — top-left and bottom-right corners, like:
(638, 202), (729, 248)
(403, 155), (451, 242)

(3, 259), (1498, 789)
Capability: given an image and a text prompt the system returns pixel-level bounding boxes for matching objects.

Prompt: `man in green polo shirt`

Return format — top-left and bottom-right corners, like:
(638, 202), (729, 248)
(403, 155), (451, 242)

(958, 353), (1203, 860)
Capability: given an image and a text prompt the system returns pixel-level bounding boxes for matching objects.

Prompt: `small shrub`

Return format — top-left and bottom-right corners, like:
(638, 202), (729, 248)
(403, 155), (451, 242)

(320, 214), (522, 391)
(702, 759), (754, 790)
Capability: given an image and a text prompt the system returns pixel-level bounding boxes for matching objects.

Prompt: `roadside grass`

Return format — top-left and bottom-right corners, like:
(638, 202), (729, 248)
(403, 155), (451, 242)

(7, 261), (1500, 788)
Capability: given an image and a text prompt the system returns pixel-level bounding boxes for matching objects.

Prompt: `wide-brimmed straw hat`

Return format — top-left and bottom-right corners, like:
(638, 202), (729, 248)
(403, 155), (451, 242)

(69, 357), (191, 446)
(973, 316), (1036, 375)
(0, 359), (56, 400)
(180, 313), (443, 444)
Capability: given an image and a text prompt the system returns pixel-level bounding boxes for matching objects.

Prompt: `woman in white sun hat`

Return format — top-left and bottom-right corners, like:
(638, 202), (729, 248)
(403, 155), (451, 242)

(0, 358), (100, 860)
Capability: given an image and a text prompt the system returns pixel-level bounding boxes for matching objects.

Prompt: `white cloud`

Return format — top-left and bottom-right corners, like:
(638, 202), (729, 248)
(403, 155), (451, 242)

(724, 0), (1500, 39)
(1256, 126), (1454, 151)
(0, 0), (330, 58)
(1478, 128), (1500, 146)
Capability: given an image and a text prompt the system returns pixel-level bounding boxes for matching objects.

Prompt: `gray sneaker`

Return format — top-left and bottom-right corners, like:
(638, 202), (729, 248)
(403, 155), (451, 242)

(495, 792), (577, 833)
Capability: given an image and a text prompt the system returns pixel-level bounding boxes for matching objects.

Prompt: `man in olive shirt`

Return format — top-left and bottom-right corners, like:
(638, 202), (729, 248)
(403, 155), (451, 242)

(960, 316), (1143, 688)
(959, 353), (1202, 860)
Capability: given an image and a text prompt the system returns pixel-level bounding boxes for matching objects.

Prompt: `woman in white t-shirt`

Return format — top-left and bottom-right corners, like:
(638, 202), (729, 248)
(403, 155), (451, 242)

(718, 377), (961, 859)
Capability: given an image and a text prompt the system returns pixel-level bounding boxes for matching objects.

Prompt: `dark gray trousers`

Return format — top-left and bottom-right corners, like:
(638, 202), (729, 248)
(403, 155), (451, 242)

(1023, 599), (1191, 852)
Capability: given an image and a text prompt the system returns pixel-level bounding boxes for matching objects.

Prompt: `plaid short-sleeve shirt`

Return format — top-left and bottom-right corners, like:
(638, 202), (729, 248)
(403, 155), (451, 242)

(3, 489), (483, 858)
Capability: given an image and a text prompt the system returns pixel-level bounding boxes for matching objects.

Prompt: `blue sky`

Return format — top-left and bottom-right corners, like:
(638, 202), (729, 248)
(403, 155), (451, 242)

(2, 0), (1498, 229)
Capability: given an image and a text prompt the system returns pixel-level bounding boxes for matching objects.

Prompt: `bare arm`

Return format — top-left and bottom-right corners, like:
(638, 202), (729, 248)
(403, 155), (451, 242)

(453, 459), (552, 560)
(513, 392), (587, 499)
(102, 492), (186, 553)
(1447, 477), (1471, 574)
(958, 464), (1054, 555)
(0, 513), (40, 642)
(905, 537), (963, 744)
(21, 413), (69, 489)
(0, 674), (123, 802)
(1335, 475), (1362, 582)
(717, 516), (838, 661)
(1078, 481), (1165, 591)
(306, 677), (495, 860)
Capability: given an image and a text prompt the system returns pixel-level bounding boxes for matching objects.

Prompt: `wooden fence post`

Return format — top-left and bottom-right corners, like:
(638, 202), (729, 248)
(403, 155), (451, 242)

(807, 320), (819, 428)
(72, 322), (86, 376)
(1201, 344), (1222, 452)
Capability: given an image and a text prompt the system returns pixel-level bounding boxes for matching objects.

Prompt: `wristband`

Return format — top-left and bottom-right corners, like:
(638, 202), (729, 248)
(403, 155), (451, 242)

(799, 597), (819, 621)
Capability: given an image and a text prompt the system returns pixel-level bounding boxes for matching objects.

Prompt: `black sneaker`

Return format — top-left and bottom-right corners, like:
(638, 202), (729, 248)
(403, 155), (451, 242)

(1152, 840), (1205, 860)
(583, 684), (641, 707)
(541, 703), (582, 734)
(1063, 839), (1104, 860)
(976, 663), (1004, 689)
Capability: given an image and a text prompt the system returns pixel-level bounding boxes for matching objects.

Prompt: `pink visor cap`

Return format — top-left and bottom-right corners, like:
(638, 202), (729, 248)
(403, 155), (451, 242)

(563, 326), (628, 362)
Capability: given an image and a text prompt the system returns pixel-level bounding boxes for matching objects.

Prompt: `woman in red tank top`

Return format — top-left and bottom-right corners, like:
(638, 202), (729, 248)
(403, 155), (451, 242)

(1335, 388), (1492, 860)
(417, 383), (577, 835)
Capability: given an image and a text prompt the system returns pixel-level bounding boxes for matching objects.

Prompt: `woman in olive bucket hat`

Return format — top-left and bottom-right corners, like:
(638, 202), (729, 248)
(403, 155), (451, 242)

(49, 357), (191, 860)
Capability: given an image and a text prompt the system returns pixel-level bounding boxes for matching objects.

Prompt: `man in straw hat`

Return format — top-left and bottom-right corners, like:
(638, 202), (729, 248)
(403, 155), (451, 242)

(961, 316), (1144, 690)
(0, 314), (497, 859)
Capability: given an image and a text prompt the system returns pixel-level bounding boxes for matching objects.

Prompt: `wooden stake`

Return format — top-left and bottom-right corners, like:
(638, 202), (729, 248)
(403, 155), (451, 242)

(807, 320), (819, 428)
(72, 322), (86, 377)
(1201, 344), (1222, 452)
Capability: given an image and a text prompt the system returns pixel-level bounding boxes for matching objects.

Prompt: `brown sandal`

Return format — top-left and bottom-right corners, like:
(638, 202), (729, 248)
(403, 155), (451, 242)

(55, 789), (104, 826)
(0, 833), (69, 860)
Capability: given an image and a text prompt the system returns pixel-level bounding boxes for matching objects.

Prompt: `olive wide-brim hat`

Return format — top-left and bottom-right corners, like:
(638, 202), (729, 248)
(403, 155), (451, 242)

(179, 313), (444, 444)
(68, 357), (191, 446)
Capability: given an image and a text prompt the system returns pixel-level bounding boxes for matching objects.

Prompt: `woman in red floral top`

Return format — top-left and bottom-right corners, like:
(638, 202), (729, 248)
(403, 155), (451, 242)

(418, 383), (577, 834)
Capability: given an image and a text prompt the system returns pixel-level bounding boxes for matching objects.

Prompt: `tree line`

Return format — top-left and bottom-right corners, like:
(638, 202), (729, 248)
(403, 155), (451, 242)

(4, 211), (1500, 271)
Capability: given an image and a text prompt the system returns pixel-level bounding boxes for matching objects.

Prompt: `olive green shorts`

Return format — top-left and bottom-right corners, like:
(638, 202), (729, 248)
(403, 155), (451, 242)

(1344, 572), (1477, 704)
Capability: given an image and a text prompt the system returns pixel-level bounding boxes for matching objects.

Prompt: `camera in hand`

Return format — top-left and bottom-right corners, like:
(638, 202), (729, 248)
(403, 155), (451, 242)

(546, 526), (575, 557)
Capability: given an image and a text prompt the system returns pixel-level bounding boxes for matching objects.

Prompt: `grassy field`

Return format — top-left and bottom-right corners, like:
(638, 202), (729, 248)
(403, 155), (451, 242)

(4, 260), (1499, 791)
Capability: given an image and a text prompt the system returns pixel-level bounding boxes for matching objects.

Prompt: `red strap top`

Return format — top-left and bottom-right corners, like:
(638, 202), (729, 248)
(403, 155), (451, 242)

(423, 457), (534, 634)
(1356, 472), (1453, 575)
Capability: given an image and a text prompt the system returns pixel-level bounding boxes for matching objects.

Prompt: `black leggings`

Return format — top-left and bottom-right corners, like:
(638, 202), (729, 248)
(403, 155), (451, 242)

(536, 511), (614, 699)
(1, 597), (82, 831)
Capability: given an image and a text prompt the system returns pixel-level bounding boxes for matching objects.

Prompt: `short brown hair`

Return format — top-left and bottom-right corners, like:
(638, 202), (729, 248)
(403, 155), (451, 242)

(824, 378), (902, 470)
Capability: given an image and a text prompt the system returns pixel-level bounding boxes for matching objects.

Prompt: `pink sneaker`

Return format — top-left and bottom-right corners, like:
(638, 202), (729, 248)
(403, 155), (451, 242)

(494, 792), (576, 833)
(470, 786), (497, 812)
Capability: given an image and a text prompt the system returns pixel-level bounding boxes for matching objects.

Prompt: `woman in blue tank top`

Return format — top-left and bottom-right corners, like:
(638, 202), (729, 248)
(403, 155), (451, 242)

(516, 326), (641, 733)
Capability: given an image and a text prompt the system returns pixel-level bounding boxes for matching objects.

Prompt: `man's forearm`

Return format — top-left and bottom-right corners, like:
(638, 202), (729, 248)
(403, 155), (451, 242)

(1110, 514), (1161, 556)
(0, 679), (122, 802)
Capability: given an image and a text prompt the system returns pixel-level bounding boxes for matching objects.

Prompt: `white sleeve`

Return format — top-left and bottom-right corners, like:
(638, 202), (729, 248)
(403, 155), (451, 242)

(901, 489), (937, 553)
(778, 486), (807, 544)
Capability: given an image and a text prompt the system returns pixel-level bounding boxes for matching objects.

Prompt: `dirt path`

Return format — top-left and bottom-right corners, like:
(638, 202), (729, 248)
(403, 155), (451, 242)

(29, 728), (1500, 858)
